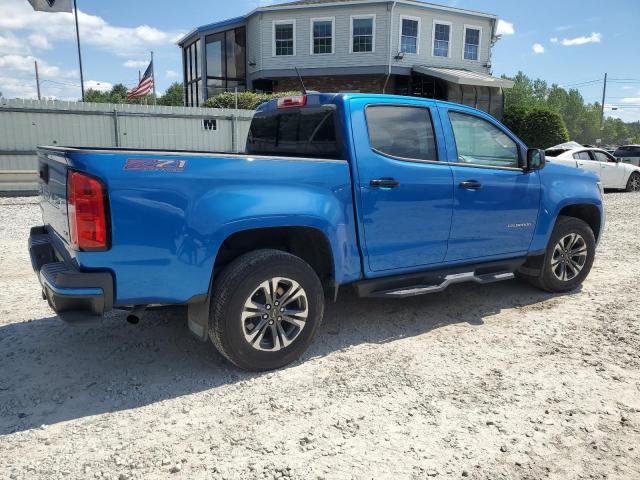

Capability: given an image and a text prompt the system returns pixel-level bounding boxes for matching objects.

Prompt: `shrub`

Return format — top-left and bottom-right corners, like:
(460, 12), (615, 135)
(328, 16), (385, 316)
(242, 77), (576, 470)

(503, 107), (569, 149)
(202, 91), (301, 110)
(522, 108), (570, 148)
(502, 106), (529, 138)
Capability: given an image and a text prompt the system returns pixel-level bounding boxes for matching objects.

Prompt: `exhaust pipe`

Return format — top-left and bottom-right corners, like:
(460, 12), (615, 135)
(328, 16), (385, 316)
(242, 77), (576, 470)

(126, 305), (146, 324)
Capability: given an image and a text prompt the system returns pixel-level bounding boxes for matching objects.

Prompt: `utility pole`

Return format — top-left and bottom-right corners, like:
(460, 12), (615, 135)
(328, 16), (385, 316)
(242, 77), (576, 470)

(600, 72), (607, 130)
(34, 60), (41, 100)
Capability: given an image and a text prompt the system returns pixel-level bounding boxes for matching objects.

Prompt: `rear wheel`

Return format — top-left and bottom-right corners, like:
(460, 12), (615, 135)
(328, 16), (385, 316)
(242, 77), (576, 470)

(525, 216), (596, 293)
(626, 172), (640, 192)
(208, 249), (324, 371)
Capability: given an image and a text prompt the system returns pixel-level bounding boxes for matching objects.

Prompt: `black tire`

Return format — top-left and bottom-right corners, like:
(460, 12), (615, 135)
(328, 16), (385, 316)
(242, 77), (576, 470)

(208, 249), (325, 371)
(525, 216), (596, 293)
(626, 172), (640, 192)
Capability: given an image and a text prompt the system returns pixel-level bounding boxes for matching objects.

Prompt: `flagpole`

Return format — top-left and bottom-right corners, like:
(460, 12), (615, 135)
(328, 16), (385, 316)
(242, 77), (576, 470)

(73, 0), (85, 101)
(151, 51), (156, 105)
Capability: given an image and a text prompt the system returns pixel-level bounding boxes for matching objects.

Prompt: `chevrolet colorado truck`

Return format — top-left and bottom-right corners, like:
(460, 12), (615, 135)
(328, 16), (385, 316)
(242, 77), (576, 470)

(30, 93), (604, 371)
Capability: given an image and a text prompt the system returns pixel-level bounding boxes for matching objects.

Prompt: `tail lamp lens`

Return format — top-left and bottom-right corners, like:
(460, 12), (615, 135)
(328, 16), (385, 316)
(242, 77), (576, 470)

(67, 171), (108, 251)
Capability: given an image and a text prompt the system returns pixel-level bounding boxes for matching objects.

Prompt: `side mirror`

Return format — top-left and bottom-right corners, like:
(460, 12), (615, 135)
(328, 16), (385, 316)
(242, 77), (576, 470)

(526, 148), (546, 171)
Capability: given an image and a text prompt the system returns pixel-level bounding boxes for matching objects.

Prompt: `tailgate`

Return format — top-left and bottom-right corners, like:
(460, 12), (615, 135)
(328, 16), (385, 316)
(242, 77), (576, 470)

(38, 148), (71, 244)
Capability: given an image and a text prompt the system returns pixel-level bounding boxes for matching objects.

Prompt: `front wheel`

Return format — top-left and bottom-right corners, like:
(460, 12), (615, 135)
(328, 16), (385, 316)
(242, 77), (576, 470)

(626, 172), (640, 192)
(525, 216), (596, 293)
(208, 249), (325, 371)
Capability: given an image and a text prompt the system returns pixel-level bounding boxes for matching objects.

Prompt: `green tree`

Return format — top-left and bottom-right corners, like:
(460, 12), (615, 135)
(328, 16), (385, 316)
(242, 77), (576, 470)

(532, 79), (548, 104)
(560, 89), (586, 139)
(503, 72), (539, 111)
(602, 118), (631, 145)
(502, 72), (639, 145)
(158, 82), (184, 106)
(546, 85), (568, 113)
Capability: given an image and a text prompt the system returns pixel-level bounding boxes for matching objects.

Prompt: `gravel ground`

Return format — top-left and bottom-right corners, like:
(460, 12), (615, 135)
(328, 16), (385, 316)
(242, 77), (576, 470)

(0, 193), (639, 480)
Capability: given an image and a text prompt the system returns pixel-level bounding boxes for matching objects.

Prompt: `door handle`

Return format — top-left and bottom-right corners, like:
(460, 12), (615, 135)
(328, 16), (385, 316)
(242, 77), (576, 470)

(370, 178), (400, 188)
(459, 180), (482, 190)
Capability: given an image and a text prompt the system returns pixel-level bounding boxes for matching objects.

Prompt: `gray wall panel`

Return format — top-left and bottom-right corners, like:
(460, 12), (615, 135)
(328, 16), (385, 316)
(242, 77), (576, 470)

(0, 99), (254, 193)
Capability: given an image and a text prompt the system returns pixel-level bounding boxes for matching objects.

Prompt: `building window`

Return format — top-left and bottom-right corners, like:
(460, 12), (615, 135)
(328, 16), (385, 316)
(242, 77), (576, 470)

(273, 21), (295, 56)
(205, 26), (246, 99)
(400, 17), (420, 54)
(433, 21), (451, 57)
(184, 39), (201, 106)
(463, 26), (480, 60)
(351, 15), (375, 53)
(311, 18), (334, 55)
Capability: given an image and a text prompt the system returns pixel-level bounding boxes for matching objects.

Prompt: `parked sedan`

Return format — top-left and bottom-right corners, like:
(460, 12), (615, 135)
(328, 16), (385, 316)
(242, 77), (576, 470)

(613, 145), (640, 167)
(545, 146), (640, 192)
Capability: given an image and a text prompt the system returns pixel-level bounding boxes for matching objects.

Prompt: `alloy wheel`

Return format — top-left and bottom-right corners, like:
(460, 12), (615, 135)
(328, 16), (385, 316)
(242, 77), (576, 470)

(241, 277), (308, 351)
(551, 233), (588, 282)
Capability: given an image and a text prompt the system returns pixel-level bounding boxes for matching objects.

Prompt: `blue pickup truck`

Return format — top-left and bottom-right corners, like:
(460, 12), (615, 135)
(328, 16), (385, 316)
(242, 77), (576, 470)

(30, 93), (604, 370)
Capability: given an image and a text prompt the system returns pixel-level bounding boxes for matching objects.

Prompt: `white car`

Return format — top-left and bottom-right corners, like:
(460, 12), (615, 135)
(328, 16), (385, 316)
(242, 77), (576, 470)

(545, 144), (640, 192)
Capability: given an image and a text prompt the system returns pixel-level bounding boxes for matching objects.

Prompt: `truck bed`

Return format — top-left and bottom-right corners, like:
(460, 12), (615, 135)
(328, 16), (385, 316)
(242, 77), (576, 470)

(37, 146), (359, 307)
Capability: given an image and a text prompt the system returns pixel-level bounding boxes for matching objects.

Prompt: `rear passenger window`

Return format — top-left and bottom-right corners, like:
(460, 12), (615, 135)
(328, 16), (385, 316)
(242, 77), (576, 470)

(365, 106), (438, 161)
(449, 111), (519, 168)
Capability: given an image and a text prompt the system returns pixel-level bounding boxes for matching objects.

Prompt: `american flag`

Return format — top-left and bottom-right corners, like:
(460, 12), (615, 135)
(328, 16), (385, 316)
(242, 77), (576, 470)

(127, 61), (154, 100)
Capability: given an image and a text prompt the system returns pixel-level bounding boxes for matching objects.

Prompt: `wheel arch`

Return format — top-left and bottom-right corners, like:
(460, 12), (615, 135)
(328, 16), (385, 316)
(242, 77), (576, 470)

(557, 203), (602, 242)
(213, 226), (337, 299)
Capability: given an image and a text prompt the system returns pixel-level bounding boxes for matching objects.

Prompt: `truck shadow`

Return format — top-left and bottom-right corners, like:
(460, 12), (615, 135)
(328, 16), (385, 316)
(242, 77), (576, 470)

(0, 280), (574, 435)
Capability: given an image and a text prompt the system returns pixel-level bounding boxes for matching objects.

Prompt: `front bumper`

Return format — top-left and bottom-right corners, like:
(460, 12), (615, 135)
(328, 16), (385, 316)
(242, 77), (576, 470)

(29, 226), (114, 322)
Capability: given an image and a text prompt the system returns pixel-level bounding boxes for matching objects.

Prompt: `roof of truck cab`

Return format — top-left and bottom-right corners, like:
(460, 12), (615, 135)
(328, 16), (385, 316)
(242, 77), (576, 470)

(256, 93), (503, 130)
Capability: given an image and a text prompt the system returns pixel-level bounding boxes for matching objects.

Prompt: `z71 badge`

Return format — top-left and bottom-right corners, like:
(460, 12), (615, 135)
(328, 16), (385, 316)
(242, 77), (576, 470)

(124, 158), (187, 172)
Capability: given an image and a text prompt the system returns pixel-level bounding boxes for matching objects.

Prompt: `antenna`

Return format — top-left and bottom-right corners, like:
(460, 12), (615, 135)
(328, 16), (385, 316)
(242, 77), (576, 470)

(294, 67), (307, 95)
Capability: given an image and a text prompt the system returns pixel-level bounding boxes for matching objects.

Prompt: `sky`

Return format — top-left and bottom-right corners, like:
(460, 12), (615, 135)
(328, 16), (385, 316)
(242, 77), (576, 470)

(0, 0), (639, 121)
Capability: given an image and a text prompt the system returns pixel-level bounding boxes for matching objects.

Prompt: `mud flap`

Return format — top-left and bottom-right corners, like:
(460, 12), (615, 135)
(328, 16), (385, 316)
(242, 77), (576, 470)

(187, 297), (210, 341)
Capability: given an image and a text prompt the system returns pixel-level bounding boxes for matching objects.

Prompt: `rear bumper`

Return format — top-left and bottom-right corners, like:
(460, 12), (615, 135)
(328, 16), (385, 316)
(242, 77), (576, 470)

(29, 226), (114, 322)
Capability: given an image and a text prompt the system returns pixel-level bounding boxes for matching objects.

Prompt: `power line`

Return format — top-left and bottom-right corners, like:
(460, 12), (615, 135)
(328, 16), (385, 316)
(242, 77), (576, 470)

(558, 78), (601, 86)
(559, 79), (602, 88)
(40, 79), (82, 88)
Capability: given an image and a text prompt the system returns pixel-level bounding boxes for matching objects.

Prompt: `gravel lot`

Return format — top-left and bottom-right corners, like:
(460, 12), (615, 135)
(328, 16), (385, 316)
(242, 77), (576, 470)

(0, 193), (639, 480)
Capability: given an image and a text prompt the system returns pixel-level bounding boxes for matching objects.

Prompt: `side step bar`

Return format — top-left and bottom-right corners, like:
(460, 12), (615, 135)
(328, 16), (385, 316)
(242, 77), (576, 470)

(353, 257), (525, 299)
(375, 271), (515, 298)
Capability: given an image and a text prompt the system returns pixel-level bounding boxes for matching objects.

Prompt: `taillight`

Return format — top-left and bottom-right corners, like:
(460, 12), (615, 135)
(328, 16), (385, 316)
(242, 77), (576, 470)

(67, 171), (109, 251)
(277, 95), (307, 109)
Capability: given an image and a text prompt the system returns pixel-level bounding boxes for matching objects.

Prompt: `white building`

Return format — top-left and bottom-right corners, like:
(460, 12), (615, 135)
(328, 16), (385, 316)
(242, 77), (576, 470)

(178, 0), (514, 117)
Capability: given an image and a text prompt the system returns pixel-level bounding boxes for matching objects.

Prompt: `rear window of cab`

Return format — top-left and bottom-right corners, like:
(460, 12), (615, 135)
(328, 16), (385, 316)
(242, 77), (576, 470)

(246, 106), (343, 159)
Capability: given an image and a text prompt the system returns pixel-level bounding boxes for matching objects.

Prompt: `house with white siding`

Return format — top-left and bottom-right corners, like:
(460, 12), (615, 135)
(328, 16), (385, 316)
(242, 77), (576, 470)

(177, 0), (514, 118)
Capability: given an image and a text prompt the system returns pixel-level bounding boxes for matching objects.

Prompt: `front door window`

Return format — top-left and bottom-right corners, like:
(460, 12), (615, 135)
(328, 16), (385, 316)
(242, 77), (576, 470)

(449, 111), (519, 168)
